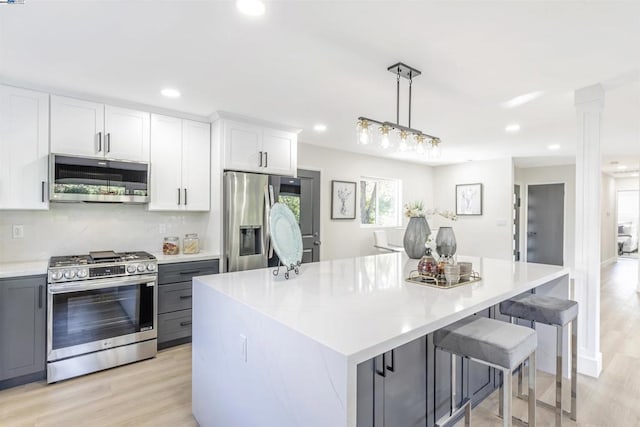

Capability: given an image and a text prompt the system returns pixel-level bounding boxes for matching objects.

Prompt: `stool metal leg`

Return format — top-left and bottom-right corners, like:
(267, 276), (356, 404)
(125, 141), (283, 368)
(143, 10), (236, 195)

(556, 324), (563, 427)
(502, 368), (512, 427)
(528, 351), (536, 427)
(499, 370), (504, 417)
(451, 353), (456, 415)
(570, 318), (578, 421)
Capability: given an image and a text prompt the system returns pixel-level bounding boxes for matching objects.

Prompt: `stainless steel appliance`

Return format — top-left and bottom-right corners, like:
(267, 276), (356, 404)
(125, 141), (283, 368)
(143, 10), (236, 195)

(47, 250), (157, 383)
(224, 171), (284, 272)
(50, 154), (150, 203)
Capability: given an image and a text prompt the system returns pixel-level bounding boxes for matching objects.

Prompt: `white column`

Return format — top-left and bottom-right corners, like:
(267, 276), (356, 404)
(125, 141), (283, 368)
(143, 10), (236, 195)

(574, 84), (604, 378)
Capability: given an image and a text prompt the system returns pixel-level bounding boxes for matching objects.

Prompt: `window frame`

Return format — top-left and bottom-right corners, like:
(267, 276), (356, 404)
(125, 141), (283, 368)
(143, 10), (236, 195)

(358, 175), (402, 228)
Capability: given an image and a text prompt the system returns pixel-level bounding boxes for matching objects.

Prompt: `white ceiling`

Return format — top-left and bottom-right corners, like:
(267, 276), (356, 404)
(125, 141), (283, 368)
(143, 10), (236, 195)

(1, 1), (639, 166)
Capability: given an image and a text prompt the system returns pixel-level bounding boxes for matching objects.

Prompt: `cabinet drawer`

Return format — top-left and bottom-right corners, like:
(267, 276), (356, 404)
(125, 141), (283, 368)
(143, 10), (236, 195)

(158, 282), (192, 314)
(158, 259), (219, 285)
(158, 310), (192, 343)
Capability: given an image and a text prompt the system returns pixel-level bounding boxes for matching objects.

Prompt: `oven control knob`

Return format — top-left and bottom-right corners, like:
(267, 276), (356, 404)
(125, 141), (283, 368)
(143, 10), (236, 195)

(76, 269), (88, 279)
(64, 270), (76, 279)
(146, 263), (156, 272)
(127, 264), (137, 274)
(51, 270), (63, 281)
(137, 264), (146, 273)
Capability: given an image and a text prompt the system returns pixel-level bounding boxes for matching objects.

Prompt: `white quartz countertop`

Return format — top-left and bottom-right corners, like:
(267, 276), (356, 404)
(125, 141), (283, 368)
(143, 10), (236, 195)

(194, 253), (570, 364)
(0, 251), (220, 279)
(0, 260), (49, 279)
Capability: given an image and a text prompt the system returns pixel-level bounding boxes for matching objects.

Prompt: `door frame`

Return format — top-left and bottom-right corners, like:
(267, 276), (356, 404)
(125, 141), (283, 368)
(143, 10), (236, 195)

(297, 165), (324, 260)
(523, 181), (567, 265)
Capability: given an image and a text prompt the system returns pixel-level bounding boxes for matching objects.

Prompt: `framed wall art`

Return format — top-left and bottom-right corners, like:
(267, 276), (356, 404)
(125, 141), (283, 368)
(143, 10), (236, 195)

(456, 183), (483, 215)
(331, 180), (356, 220)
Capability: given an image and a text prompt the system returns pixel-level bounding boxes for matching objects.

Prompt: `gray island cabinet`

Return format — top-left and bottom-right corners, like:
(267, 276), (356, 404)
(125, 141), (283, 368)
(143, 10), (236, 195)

(0, 275), (46, 389)
(192, 254), (571, 427)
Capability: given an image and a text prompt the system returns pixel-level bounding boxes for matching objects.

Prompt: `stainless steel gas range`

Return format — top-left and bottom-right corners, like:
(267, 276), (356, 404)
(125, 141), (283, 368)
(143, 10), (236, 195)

(47, 250), (158, 383)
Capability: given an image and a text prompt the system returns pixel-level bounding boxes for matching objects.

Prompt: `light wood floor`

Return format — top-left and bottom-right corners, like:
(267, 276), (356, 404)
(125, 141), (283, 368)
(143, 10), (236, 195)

(1, 259), (638, 426)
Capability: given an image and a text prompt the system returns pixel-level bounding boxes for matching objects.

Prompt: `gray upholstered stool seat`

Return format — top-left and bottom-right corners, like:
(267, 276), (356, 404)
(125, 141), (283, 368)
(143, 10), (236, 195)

(434, 316), (537, 370)
(434, 315), (537, 427)
(500, 293), (579, 427)
(500, 293), (578, 326)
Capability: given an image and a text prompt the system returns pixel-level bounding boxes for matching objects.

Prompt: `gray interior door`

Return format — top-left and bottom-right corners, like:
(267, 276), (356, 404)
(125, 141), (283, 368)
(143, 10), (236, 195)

(527, 183), (564, 265)
(297, 169), (321, 263)
(514, 185), (521, 261)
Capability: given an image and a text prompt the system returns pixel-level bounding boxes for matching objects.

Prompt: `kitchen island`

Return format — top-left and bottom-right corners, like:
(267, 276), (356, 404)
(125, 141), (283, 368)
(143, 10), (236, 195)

(192, 253), (571, 427)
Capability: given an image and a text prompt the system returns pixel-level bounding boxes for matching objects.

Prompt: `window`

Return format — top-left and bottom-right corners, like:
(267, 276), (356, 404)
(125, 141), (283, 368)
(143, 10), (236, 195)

(360, 177), (401, 227)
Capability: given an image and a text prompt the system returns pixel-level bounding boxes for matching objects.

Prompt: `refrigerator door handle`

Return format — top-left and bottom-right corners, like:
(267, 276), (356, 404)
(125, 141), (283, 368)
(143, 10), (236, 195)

(264, 184), (275, 259)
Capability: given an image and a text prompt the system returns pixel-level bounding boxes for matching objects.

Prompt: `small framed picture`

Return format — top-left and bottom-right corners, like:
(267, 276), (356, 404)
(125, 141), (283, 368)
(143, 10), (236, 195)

(331, 180), (357, 220)
(456, 183), (483, 215)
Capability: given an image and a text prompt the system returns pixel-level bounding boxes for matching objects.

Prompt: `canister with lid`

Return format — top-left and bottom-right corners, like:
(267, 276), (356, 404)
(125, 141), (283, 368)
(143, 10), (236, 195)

(183, 233), (200, 254)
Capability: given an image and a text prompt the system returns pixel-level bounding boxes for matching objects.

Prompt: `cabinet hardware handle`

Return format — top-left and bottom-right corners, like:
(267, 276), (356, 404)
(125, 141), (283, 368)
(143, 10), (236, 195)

(106, 133), (111, 153)
(179, 270), (201, 275)
(41, 181), (45, 203)
(264, 151), (268, 168)
(98, 131), (102, 152)
(259, 151), (263, 167)
(184, 188), (188, 206)
(177, 188), (181, 205)
(386, 349), (395, 372)
(375, 353), (387, 378)
(180, 321), (192, 327)
(314, 240), (321, 246)
(38, 285), (43, 309)
(179, 295), (192, 299)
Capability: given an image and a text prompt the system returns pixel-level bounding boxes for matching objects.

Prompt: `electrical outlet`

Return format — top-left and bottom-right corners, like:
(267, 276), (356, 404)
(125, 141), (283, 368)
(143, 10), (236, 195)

(12, 225), (24, 239)
(239, 334), (248, 362)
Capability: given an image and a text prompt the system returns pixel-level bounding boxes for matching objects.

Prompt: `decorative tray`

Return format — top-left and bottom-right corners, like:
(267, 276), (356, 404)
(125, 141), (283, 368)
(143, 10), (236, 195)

(406, 270), (482, 289)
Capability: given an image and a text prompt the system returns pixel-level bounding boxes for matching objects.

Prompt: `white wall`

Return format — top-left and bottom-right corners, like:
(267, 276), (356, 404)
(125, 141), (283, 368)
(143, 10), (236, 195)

(616, 177), (640, 191)
(0, 204), (210, 263)
(601, 173), (618, 264)
(297, 143), (433, 261)
(515, 164), (576, 270)
(432, 158), (514, 260)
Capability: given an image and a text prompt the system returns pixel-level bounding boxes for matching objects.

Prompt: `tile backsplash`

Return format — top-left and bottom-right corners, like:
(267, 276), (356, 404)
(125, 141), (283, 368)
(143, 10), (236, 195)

(0, 203), (211, 262)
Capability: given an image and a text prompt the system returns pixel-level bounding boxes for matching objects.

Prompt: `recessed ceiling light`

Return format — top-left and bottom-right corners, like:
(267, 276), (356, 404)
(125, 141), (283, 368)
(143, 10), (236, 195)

(313, 124), (327, 132)
(548, 144), (561, 151)
(161, 88), (181, 98)
(501, 91), (544, 109)
(617, 165), (628, 170)
(505, 124), (520, 133)
(236, 0), (265, 16)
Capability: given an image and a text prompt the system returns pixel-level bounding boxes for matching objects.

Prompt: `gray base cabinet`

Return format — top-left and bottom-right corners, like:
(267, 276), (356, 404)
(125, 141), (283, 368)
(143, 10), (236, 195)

(0, 275), (46, 384)
(157, 259), (218, 349)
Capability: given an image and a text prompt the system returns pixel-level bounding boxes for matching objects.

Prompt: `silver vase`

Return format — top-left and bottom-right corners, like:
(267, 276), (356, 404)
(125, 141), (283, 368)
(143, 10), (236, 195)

(403, 217), (431, 259)
(436, 227), (457, 258)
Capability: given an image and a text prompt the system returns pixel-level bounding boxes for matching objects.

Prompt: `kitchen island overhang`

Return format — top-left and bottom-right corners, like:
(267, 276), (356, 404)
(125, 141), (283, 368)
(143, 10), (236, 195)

(192, 253), (571, 427)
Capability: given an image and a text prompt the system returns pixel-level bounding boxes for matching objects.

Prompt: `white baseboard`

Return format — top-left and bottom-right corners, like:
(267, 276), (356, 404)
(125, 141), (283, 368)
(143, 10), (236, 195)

(578, 352), (603, 378)
(601, 256), (617, 267)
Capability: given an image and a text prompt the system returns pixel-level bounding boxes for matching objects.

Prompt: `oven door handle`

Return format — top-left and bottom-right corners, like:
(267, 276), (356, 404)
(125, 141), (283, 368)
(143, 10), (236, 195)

(48, 274), (157, 294)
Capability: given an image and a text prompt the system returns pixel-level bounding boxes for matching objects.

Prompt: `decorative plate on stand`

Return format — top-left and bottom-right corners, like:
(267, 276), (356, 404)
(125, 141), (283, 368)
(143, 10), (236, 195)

(269, 203), (303, 278)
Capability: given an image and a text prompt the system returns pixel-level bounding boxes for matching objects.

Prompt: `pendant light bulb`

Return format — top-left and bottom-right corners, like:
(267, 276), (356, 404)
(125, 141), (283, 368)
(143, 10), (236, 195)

(357, 119), (371, 145)
(379, 125), (392, 149)
(415, 134), (426, 155)
(430, 138), (442, 159)
(398, 130), (410, 152)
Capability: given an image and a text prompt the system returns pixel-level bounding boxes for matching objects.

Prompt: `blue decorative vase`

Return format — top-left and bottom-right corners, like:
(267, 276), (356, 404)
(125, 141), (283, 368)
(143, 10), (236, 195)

(403, 217), (431, 259)
(436, 227), (457, 258)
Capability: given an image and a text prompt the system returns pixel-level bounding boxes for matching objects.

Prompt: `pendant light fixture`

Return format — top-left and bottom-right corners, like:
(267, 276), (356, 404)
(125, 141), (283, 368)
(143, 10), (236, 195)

(357, 62), (442, 158)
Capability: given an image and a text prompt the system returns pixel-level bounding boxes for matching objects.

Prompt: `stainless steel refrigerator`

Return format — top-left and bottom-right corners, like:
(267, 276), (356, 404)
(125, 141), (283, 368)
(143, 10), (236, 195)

(224, 171), (286, 272)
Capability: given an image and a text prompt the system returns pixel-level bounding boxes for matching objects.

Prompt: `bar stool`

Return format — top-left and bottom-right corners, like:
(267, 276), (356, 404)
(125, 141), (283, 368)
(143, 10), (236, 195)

(434, 316), (537, 427)
(500, 294), (578, 426)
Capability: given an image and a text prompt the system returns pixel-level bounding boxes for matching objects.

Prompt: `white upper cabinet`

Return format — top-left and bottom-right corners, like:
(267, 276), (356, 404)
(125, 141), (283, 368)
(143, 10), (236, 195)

(149, 114), (210, 212)
(0, 85), (50, 210)
(222, 119), (297, 176)
(104, 105), (150, 162)
(51, 95), (150, 162)
(50, 96), (104, 157)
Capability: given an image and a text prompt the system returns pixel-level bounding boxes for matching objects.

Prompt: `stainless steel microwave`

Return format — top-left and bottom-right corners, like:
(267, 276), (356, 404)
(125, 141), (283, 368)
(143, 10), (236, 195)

(49, 154), (150, 203)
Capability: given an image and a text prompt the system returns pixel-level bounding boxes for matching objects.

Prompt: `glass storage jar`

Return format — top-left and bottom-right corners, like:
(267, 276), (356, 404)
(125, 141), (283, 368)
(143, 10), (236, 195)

(183, 233), (200, 254)
(163, 236), (180, 255)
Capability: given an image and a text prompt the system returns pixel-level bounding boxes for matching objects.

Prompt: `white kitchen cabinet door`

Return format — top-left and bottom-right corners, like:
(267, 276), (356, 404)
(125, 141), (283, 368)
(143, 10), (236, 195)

(0, 86), (49, 210)
(181, 120), (211, 211)
(224, 120), (263, 173)
(262, 128), (297, 176)
(149, 114), (183, 211)
(50, 95), (104, 157)
(104, 105), (150, 162)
